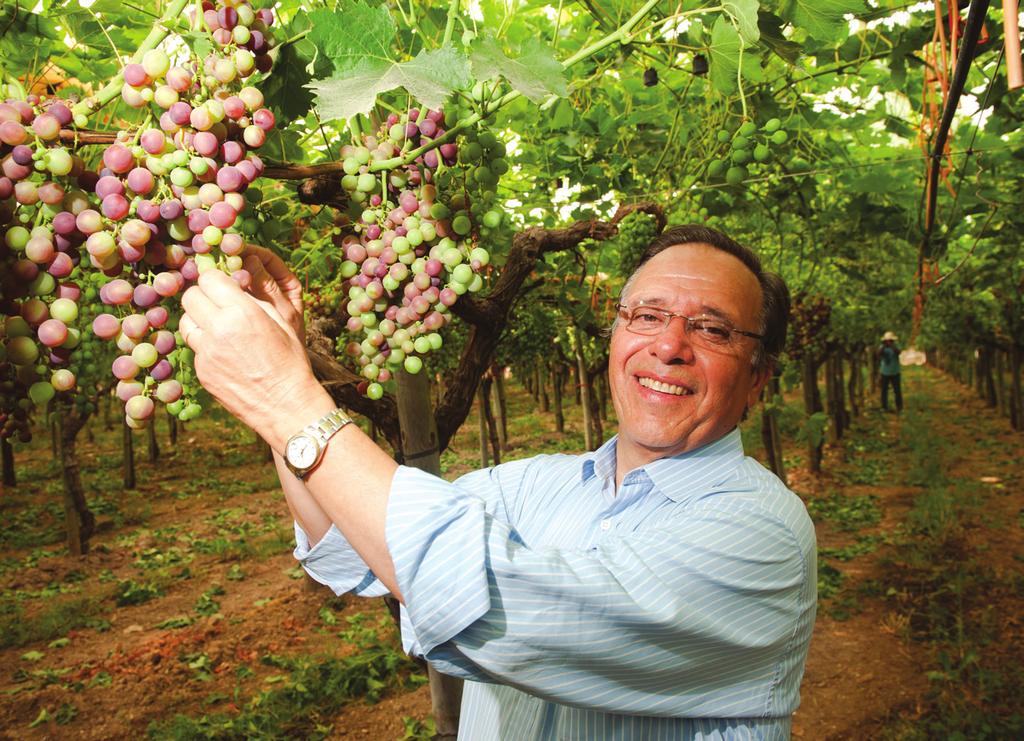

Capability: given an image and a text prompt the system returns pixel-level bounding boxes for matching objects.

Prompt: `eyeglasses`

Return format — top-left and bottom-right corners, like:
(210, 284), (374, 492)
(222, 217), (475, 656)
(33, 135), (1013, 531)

(616, 304), (764, 347)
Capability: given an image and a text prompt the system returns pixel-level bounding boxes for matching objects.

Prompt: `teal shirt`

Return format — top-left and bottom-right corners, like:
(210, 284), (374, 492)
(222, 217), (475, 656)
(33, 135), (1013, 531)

(879, 344), (900, 376)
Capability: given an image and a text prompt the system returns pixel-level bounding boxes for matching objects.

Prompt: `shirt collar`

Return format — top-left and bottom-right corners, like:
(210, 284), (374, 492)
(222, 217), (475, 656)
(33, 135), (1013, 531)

(580, 428), (746, 500)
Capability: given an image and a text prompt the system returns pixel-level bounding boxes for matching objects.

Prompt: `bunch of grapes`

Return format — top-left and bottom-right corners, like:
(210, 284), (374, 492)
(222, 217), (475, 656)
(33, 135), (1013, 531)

(0, 0), (279, 435)
(1, 95), (92, 440)
(706, 118), (789, 186)
(77, 0), (278, 429)
(330, 108), (508, 399)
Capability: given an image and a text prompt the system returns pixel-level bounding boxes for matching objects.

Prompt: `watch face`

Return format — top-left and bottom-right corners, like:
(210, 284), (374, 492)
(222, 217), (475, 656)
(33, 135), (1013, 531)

(286, 434), (319, 469)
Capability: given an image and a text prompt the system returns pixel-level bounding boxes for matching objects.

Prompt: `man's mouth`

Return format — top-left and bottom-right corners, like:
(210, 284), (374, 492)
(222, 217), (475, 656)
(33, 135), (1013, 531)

(637, 376), (693, 396)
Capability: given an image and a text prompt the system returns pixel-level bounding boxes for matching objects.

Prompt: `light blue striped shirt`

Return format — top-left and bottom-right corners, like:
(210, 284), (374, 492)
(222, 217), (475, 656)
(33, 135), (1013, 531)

(296, 428), (816, 739)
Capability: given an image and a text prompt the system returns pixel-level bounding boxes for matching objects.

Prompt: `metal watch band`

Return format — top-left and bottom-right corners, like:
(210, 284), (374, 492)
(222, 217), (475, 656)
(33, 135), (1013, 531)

(304, 407), (352, 443)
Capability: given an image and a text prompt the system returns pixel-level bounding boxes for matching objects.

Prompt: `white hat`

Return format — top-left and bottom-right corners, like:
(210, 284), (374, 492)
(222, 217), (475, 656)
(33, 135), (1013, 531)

(882, 331), (898, 341)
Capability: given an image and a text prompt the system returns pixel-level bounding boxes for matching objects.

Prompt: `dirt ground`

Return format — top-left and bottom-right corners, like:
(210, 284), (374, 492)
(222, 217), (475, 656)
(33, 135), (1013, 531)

(1, 366), (1020, 739)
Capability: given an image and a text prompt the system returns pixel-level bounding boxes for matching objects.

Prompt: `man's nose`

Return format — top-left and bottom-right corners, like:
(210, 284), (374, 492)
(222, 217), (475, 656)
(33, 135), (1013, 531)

(650, 315), (695, 364)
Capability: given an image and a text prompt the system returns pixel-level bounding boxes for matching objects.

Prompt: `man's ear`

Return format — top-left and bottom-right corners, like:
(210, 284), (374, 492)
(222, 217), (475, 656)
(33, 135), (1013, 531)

(747, 363), (773, 411)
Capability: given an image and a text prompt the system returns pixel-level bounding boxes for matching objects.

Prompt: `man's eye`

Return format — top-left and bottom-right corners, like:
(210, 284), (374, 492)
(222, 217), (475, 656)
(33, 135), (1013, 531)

(692, 320), (732, 340)
(632, 310), (663, 324)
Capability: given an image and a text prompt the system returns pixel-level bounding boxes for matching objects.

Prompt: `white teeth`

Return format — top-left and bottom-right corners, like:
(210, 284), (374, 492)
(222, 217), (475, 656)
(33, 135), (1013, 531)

(638, 377), (690, 395)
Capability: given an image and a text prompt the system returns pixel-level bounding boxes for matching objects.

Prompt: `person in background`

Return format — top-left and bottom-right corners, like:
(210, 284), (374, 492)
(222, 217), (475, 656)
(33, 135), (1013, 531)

(878, 331), (903, 413)
(178, 224), (817, 739)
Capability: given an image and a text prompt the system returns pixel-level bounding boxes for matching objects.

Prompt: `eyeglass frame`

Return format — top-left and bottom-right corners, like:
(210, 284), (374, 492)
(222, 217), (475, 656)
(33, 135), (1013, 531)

(614, 303), (765, 346)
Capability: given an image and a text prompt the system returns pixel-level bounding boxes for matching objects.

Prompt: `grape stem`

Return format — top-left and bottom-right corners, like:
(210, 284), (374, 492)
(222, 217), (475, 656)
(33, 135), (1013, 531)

(71, 0), (192, 120)
(442, 0), (460, 47)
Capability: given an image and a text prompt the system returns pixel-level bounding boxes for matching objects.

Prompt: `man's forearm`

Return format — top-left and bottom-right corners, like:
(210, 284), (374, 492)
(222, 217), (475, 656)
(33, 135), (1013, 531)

(272, 450), (333, 546)
(263, 384), (403, 600)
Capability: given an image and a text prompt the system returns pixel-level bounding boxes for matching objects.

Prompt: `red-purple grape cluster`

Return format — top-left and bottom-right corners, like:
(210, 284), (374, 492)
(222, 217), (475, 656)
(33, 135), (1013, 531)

(1, 96), (91, 440)
(0, 0), (278, 436)
(332, 109), (508, 399)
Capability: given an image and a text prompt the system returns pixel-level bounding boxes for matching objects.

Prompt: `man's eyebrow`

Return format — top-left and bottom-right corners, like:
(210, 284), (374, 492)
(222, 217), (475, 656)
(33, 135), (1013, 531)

(631, 298), (736, 321)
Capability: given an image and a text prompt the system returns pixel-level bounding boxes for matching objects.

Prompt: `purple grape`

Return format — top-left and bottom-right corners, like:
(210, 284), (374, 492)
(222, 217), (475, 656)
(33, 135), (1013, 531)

(52, 211), (77, 235)
(181, 259), (199, 281)
(159, 199), (184, 220)
(146, 306), (169, 327)
(133, 283), (159, 308)
(169, 102), (192, 126)
(136, 199), (161, 223)
(47, 252), (74, 278)
(218, 7), (238, 30)
(11, 144), (33, 166)
(150, 359), (173, 381)
(216, 166), (244, 192)
(186, 208), (211, 233)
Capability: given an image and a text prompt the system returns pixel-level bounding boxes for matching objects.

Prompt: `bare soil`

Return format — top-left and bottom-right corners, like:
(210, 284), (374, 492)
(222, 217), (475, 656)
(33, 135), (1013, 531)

(1, 366), (1020, 739)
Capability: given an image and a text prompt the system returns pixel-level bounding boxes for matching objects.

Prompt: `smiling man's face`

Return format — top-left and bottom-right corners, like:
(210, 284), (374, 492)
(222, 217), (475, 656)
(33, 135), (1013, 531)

(609, 242), (770, 476)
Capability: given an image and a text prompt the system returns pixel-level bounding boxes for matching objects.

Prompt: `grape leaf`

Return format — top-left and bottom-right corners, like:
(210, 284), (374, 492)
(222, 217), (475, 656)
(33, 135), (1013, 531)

(310, 47), (471, 121)
(758, 10), (802, 64)
(723, 0), (760, 46)
(470, 36), (568, 103)
(781, 0), (866, 43)
(708, 17), (743, 95)
(307, 1), (396, 75)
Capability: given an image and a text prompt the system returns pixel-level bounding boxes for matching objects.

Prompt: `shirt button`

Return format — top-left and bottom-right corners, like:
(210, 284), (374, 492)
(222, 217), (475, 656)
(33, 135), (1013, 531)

(600, 519), (611, 531)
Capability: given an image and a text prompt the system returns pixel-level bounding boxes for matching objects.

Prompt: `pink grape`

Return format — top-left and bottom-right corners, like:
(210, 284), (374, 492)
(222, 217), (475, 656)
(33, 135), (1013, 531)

(116, 381), (144, 401)
(37, 318), (68, 347)
(146, 306), (169, 327)
(92, 313), (121, 339)
(32, 113), (61, 141)
(105, 279), (135, 305)
(216, 235), (241, 257)
(155, 380), (183, 403)
(0, 120), (27, 145)
(86, 231), (116, 259)
(121, 314), (151, 339)
(223, 96), (245, 119)
(140, 128), (167, 155)
(75, 209), (103, 234)
(234, 159), (256, 183)
(136, 199), (162, 223)
(253, 109), (275, 131)
(153, 271), (181, 297)
(52, 211), (77, 235)
(166, 67), (193, 92)
(102, 143), (134, 173)
(158, 199), (184, 220)
(207, 201), (237, 229)
(101, 194), (130, 220)
(126, 167), (155, 195)
(122, 63), (150, 87)
(193, 131), (220, 157)
(125, 395), (155, 420)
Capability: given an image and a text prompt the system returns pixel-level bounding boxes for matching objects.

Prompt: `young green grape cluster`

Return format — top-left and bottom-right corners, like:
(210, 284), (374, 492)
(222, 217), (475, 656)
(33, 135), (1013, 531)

(332, 109), (507, 399)
(1, 95), (92, 440)
(706, 118), (789, 186)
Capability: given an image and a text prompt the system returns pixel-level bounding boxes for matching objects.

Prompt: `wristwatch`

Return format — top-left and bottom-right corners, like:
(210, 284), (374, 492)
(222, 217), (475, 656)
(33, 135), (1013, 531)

(283, 407), (353, 479)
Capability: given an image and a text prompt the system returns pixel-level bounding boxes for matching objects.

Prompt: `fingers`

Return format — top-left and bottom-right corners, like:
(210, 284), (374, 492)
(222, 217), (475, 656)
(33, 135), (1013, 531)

(195, 267), (247, 308)
(180, 283), (220, 328)
(245, 245), (304, 313)
(178, 314), (204, 352)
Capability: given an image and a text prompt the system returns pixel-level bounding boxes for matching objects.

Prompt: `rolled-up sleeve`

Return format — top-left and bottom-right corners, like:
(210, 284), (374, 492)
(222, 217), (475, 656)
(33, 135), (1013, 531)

(385, 466), (812, 717)
(293, 522), (390, 597)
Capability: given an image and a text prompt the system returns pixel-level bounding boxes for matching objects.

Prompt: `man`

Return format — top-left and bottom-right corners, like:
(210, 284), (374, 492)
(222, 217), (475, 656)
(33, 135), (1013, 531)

(180, 224), (817, 739)
(878, 331), (903, 412)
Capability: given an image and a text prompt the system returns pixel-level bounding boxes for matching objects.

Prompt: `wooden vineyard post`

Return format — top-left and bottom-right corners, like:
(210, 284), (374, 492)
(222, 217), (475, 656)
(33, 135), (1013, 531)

(123, 420), (136, 489)
(395, 369), (464, 739)
(1, 437), (15, 488)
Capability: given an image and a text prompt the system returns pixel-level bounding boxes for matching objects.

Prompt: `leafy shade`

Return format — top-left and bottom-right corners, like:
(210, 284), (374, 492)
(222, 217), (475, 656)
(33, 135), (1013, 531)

(470, 36), (568, 104)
